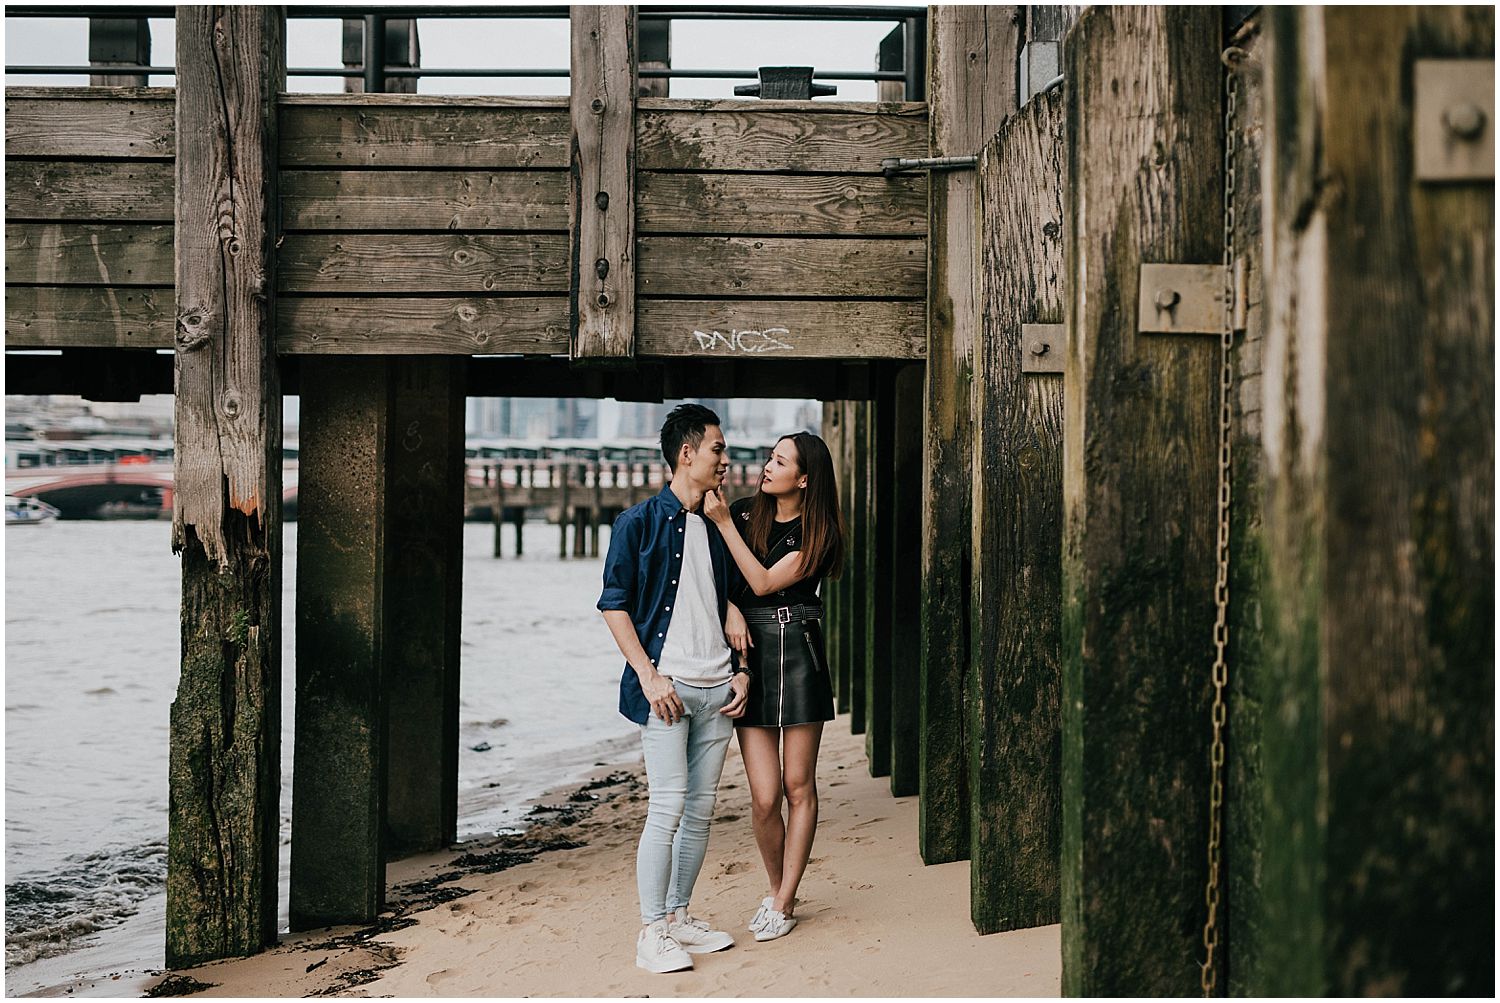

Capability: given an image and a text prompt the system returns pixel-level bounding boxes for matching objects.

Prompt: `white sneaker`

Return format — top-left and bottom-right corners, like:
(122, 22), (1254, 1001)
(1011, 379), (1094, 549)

(748, 896), (775, 933)
(636, 919), (694, 973)
(669, 908), (735, 953)
(753, 908), (797, 942)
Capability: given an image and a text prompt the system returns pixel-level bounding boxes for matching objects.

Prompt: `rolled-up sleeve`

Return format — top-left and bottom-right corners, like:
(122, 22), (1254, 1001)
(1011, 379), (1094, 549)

(597, 510), (639, 612)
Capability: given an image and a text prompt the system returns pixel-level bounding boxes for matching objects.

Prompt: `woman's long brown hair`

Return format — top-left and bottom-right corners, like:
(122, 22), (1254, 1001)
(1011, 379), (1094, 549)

(745, 432), (845, 581)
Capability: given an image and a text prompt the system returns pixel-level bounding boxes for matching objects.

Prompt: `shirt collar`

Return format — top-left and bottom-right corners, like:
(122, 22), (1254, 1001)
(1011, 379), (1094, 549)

(655, 483), (685, 519)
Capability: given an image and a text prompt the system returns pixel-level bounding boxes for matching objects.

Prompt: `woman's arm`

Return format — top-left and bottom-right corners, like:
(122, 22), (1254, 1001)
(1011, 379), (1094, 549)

(704, 490), (809, 596)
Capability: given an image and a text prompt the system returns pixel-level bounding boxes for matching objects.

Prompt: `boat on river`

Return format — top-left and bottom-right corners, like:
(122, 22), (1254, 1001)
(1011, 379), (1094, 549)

(6, 495), (61, 526)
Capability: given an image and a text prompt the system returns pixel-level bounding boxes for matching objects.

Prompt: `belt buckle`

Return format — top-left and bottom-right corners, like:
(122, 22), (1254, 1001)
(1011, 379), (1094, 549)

(776, 606), (792, 625)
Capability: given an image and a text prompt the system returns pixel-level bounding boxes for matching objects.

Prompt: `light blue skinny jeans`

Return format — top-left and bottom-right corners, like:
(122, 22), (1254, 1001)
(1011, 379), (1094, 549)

(636, 677), (735, 925)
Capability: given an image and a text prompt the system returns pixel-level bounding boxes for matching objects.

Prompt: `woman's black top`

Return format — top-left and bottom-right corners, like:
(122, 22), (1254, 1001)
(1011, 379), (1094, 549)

(728, 497), (822, 608)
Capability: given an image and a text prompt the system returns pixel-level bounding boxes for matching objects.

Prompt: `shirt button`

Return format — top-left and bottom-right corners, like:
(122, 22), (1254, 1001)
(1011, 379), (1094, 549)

(657, 632), (663, 637)
(678, 528), (684, 533)
(671, 579), (677, 585)
(675, 553), (681, 558)
(665, 606), (671, 611)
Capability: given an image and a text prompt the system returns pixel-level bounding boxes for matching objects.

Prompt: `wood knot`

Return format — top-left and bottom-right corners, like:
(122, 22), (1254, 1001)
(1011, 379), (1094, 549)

(176, 309), (211, 351)
(456, 304), (480, 323)
(221, 391), (242, 419)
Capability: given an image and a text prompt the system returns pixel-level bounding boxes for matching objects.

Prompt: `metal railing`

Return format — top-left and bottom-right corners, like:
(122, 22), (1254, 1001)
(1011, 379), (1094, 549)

(5, 5), (928, 99)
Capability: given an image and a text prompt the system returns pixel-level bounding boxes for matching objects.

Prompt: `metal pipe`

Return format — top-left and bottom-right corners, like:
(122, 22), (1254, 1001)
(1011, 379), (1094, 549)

(902, 15), (925, 101)
(880, 155), (978, 178)
(6, 4), (925, 20)
(361, 13), (385, 93)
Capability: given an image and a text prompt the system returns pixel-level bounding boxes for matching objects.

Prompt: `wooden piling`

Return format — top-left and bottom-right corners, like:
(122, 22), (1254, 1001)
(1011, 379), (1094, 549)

(969, 85), (1065, 935)
(865, 383), (893, 776)
(888, 364), (923, 797)
(920, 3), (1019, 865)
(591, 461), (603, 557)
(847, 400), (869, 735)
(1060, 7), (1221, 994)
(493, 463), (505, 558)
(166, 4), (283, 968)
(822, 403), (844, 709)
(558, 460), (571, 558)
(1254, 7), (1494, 995)
(291, 357), (390, 929)
(835, 401), (854, 714)
(383, 358), (465, 856)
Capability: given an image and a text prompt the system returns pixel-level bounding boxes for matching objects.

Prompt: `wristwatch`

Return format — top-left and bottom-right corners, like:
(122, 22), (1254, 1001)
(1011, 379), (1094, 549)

(731, 665), (753, 678)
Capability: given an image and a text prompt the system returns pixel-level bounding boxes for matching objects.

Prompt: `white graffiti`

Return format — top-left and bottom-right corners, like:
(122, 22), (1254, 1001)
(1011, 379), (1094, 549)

(691, 327), (795, 353)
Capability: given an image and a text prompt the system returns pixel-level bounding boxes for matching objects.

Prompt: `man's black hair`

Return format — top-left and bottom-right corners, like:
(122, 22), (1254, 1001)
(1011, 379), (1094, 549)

(660, 402), (721, 472)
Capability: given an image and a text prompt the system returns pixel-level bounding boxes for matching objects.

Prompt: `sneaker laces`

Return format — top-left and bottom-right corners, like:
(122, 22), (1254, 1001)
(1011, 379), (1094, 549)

(677, 914), (711, 933)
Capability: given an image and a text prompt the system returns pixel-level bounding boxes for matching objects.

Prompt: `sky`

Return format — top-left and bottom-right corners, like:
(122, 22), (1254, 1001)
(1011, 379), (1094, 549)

(4, 5), (917, 101)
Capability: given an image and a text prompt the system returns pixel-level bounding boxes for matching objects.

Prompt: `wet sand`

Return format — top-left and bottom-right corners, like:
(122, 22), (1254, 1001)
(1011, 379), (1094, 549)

(139, 718), (1061, 997)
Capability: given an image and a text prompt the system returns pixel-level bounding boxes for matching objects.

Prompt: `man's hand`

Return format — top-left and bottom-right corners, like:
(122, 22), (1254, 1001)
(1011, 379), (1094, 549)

(724, 602), (753, 661)
(641, 670), (685, 725)
(720, 672), (750, 718)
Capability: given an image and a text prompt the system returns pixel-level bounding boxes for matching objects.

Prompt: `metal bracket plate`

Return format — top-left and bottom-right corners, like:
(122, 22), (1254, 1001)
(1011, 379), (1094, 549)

(1021, 323), (1065, 373)
(1138, 263), (1233, 335)
(1414, 59), (1494, 182)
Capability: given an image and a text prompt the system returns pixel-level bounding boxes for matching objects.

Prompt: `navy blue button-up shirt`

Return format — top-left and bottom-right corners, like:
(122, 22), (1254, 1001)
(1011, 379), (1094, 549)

(598, 484), (744, 725)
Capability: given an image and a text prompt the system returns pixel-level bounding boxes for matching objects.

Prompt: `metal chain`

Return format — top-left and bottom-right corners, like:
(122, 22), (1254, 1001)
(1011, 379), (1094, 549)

(1199, 45), (1242, 998)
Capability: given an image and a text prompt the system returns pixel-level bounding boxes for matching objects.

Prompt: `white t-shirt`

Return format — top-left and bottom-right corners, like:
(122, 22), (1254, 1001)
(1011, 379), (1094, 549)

(658, 513), (732, 686)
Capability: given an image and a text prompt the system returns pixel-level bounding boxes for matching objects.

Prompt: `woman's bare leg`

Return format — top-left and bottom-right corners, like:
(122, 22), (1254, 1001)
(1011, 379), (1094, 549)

(773, 722), (824, 917)
(736, 726), (786, 897)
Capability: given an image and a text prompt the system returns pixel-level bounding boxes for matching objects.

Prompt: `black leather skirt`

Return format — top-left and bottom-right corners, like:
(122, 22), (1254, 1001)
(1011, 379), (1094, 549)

(736, 606), (835, 728)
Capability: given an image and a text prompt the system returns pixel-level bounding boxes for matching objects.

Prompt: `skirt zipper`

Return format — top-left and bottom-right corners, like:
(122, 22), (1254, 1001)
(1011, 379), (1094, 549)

(777, 620), (786, 726)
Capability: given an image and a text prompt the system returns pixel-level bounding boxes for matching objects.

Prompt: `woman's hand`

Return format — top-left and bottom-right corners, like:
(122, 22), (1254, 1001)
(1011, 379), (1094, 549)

(724, 602), (754, 661)
(720, 671), (750, 718)
(703, 487), (731, 526)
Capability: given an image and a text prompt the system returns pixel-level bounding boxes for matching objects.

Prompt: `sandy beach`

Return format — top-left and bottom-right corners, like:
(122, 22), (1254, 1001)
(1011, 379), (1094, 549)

(134, 717), (1060, 998)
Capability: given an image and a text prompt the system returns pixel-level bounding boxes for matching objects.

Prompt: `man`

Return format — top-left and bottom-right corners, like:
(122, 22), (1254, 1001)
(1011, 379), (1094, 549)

(598, 403), (753, 973)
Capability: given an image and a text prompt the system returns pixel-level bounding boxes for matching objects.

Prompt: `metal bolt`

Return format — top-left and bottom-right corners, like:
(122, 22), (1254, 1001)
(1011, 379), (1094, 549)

(1031, 341), (1050, 356)
(596, 292), (610, 307)
(1155, 288), (1181, 311)
(1443, 102), (1486, 140)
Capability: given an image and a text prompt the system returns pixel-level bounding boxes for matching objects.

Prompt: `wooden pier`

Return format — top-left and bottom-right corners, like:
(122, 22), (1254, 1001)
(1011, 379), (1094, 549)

(4, 5), (1492, 995)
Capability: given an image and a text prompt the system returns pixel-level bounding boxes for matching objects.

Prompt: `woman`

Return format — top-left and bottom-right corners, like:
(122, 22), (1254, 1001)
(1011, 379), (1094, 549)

(703, 432), (845, 943)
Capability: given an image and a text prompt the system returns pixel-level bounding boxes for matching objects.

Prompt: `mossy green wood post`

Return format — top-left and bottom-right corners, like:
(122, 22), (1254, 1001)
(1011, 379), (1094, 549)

(848, 399), (869, 735)
(888, 363), (923, 797)
(969, 85), (1065, 937)
(865, 382), (892, 776)
(822, 403), (843, 707)
(167, 4), (284, 968)
(921, 4), (1020, 865)
(384, 358), (466, 856)
(1060, 8), (1222, 994)
(1223, 12), (1270, 995)
(291, 357), (392, 929)
(1257, 7), (1494, 995)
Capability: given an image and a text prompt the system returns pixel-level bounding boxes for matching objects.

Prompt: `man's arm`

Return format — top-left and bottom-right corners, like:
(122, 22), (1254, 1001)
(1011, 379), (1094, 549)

(601, 609), (684, 726)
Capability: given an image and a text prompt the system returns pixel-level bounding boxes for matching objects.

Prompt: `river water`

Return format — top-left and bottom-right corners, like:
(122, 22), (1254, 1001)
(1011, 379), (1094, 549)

(4, 519), (638, 990)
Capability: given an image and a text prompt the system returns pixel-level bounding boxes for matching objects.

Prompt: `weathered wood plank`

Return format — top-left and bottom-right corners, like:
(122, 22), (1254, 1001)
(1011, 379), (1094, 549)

(636, 107), (926, 172)
(279, 103), (570, 168)
(4, 284), (173, 348)
(1256, 6), (1494, 996)
(638, 96), (926, 115)
(278, 234), (568, 293)
(637, 173), (926, 236)
(638, 236), (925, 299)
(920, 3), (1020, 868)
(279, 170), (568, 231)
(847, 400), (869, 734)
(865, 380), (892, 776)
(5, 223), (172, 286)
(569, 4), (638, 362)
(970, 86), (1065, 936)
(5, 93), (174, 158)
(636, 299), (924, 360)
(888, 363), (923, 796)
(5, 160), (173, 221)
(278, 296), (569, 355)
(167, 4), (283, 969)
(1060, 7), (1221, 995)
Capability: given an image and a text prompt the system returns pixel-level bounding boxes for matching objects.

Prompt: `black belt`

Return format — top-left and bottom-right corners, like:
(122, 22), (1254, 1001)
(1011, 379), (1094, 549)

(742, 603), (823, 625)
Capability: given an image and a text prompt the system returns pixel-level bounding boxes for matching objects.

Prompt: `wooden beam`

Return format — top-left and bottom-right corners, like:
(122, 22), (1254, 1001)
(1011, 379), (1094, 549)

(278, 101), (570, 168)
(5, 90), (174, 158)
(569, 5), (638, 362)
(920, 3), (1020, 867)
(6, 223), (174, 286)
(5, 160), (174, 222)
(822, 403), (844, 710)
(277, 296), (569, 355)
(847, 400), (869, 734)
(638, 236), (925, 299)
(1060, 7), (1221, 994)
(637, 173), (926, 236)
(1255, 6), (1494, 996)
(864, 382), (892, 775)
(636, 106), (925, 172)
(970, 86), (1065, 936)
(637, 299), (924, 360)
(278, 169), (568, 232)
(278, 233), (569, 294)
(835, 400), (854, 714)
(5, 285), (173, 348)
(166, 4), (284, 969)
